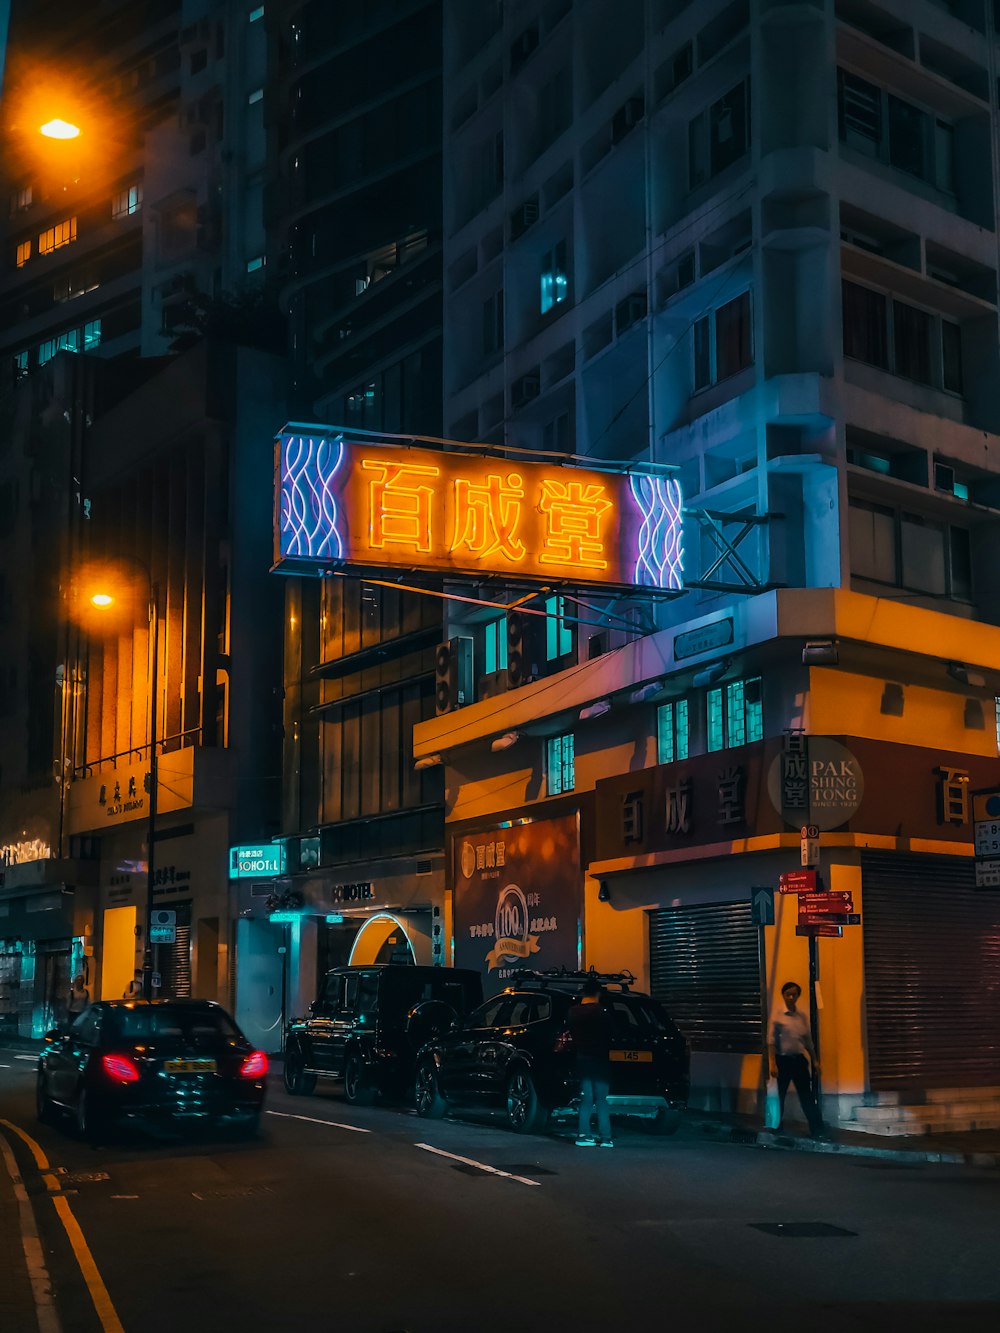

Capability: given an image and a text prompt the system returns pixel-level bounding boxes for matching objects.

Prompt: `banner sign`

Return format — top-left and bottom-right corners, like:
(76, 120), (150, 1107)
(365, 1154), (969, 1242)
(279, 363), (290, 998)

(453, 814), (581, 985)
(274, 429), (683, 592)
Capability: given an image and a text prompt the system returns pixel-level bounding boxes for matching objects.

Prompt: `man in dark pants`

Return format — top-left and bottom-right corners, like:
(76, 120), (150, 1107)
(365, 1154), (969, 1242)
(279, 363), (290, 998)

(568, 976), (614, 1148)
(769, 980), (824, 1138)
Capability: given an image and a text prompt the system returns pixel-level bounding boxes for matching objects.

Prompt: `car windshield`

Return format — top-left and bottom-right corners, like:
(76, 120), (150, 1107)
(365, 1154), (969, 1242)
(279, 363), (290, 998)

(105, 1006), (242, 1043)
(604, 996), (676, 1036)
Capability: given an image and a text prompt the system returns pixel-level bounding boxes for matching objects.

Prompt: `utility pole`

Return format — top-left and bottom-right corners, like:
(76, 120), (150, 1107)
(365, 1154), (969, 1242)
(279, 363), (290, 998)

(142, 580), (159, 1001)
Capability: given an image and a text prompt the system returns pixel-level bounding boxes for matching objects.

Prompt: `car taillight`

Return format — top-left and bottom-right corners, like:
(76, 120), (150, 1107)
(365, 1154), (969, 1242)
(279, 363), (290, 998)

(553, 1029), (572, 1054)
(240, 1051), (268, 1078)
(101, 1054), (140, 1083)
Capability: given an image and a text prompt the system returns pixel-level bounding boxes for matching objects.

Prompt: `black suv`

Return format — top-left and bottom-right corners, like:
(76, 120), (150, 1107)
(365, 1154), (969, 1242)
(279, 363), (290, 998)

(283, 965), (483, 1105)
(414, 970), (689, 1134)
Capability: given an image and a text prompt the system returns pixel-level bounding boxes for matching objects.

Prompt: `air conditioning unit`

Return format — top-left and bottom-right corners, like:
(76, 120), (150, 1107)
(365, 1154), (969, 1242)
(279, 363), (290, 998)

(435, 637), (473, 715)
(611, 96), (645, 144)
(615, 292), (648, 336)
(506, 611), (543, 689)
(478, 669), (510, 701)
(511, 371), (541, 410)
(510, 197), (539, 240)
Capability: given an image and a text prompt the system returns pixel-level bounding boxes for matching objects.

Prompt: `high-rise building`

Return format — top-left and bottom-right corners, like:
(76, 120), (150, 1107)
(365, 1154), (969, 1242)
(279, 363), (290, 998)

(415, 0), (1000, 1127)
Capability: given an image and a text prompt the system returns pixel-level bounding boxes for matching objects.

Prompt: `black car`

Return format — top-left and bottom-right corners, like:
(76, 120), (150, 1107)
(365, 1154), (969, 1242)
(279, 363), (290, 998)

(414, 970), (689, 1134)
(283, 964), (483, 1104)
(36, 999), (268, 1139)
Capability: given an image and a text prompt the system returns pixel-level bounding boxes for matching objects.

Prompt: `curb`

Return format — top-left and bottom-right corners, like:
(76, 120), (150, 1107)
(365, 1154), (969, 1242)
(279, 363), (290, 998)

(687, 1116), (1000, 1167)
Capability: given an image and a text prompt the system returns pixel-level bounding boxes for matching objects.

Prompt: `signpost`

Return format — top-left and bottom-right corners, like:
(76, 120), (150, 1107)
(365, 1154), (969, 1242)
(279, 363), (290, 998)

(800, 823), (820, 868)
(149, 909), (176, 945)
(778, 869), (817, 894)
(972, 789), (1000, 889)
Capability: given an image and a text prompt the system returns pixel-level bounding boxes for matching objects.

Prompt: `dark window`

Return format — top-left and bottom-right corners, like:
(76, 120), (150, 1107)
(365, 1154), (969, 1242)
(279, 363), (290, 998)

(950, 526), (972, 600)
(893, 300), (931, 384)
(689, 80), (750, 187)
(842, 281), (888, 369)
(467, 997), (507, 1028)
(342, 974), (360, 1013)
(838, 69), (881, 154)
(505, 998), (533, 1025)
(693, 315), (711, 389)
(72, 1008), (101, 1044)
(106, 1006), (239, 1041)
(942, 320), (963, 393)
(888, 95), (926, 179)
(715, 291), (752, 380)
(528, 996), (553, 1023)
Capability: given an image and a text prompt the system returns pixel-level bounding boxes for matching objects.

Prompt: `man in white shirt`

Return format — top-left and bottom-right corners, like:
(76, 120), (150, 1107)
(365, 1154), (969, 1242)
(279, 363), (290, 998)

(768, 980), (824, 1138)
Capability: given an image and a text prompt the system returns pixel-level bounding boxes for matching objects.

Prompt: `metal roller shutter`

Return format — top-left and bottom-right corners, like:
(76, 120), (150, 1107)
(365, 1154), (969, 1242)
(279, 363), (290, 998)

(649, 900), (762, 1053)
(156, 902), (192, 999)
(862, 852), (1000, 1090)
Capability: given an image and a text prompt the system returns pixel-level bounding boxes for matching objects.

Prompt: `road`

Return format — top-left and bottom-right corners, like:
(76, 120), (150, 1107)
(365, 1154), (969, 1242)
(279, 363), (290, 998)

(1, 1051), (999, 1333)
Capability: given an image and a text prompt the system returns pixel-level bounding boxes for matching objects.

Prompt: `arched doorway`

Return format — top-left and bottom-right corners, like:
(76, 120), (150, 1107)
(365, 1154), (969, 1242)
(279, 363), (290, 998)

(348, 913), (417, 966)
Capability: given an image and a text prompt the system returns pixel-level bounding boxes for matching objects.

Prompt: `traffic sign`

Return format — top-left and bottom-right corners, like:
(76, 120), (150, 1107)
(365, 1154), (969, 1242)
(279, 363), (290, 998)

(845, 913), (861, 925)
(975, 861), (1000, 889)
(151, 971), (162, 988)
(751, 886), (774, 926)
(800, 824), (820, 868)
(778, 870), (817, 894)
(149, 909), (176, 944)
(974, 820), (1000, 858)
(796, 924), (842, 938)
(798, 891), (853, 909)
(798, 912), (849, 926)
(972, 790), (1000, 824)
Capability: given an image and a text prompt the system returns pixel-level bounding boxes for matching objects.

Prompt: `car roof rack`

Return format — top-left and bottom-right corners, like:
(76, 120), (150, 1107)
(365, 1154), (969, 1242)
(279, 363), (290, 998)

(506, 966), (637, 994)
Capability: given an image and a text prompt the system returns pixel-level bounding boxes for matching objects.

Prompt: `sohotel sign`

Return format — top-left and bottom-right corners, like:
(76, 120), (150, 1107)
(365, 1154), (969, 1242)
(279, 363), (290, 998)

(273, 429), (684, 592)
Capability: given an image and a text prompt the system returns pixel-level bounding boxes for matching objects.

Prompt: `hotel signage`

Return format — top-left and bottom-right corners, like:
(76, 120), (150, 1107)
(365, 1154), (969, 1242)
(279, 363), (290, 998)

(274, 429), (683, 592)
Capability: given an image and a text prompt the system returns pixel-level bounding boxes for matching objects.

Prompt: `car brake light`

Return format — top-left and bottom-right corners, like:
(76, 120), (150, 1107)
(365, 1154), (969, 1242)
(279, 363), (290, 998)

(101, 1054), (140, 1083)
(241, 1051), (268, 1078)
(553, 1029), (572, 1054)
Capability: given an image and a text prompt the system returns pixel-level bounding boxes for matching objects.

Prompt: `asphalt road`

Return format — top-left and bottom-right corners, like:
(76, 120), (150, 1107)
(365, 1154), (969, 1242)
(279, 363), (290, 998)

(1, 1051), (999, 1333)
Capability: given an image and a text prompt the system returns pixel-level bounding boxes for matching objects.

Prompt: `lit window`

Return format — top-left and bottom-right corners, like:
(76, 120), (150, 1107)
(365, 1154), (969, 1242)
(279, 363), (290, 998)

(246, 255), (265, 272)
(657, 700), (689, 765)
(38, 217), (77, 255)
(248, 88), (264, 105)
(111, 183), (143, 219)
(38, 328), (79, 365)
(13, 350), (28, 379)
(707, 676), (763, 752)
(540, 240), (568, 315)
(547, 732), (575, 795)
(83, 320), (101, 351)
(15, 240), (31, 267)
(249, 4), (264, 19)
(484, 617), (508, 675)
(545, 595), (572, 661)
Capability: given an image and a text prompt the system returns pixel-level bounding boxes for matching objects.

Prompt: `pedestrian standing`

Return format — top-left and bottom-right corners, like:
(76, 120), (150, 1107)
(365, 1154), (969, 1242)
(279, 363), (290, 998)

(568, 976), (614, 1148)
(66, 974), (90, 1022)
(768, 980), (824, 1138)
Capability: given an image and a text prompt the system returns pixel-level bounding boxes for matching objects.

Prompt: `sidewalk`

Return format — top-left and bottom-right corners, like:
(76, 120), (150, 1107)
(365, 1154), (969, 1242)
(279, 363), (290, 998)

(683, 1109), (1000, 1166)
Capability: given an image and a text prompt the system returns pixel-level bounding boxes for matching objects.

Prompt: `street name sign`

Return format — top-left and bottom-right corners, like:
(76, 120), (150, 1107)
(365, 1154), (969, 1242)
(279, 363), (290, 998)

(798, 892), (853, 912)
(778, 870), (817, 894)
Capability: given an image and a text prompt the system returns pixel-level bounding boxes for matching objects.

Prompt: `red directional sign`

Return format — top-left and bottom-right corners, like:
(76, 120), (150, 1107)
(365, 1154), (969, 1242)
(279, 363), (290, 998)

(796, 924), (843, 938)
(798, 912), (851, 926)
(798, 894), (853, 915)
(778, 870), (817, 895)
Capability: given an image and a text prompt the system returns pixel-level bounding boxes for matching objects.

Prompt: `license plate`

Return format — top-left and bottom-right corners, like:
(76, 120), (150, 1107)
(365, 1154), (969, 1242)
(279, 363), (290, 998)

(164, 1059), (217, 1074)
(609, 1050), (652, 1063)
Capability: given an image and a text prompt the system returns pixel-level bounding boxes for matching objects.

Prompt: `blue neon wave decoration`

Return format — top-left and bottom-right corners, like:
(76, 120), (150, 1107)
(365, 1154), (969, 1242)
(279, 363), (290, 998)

(280, 434), (346, 561)
(629, 474), (684, 589)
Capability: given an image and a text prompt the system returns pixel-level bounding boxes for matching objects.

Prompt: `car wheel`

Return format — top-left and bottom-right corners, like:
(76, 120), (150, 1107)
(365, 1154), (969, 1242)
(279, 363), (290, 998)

(650, 1107), (682, 1136)
(283, 1048), (317, 1097)
(506, 1067), (545, 1134)
(74, 1086), (103, 1144)
(414, 1061), (447, 1119)
(35, 1071), (54, 1124)
(343, 1054), (375, 1107)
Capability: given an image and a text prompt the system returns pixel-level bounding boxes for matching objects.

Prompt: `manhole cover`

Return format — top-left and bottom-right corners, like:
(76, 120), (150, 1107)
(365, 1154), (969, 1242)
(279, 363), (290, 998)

(496, 1165), (556, 1176)
(750, 1222), (857, 1238)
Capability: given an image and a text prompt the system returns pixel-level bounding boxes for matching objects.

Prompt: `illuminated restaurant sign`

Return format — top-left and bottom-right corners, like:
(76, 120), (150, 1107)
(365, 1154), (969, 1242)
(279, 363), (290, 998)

(274, 429), (683, 591)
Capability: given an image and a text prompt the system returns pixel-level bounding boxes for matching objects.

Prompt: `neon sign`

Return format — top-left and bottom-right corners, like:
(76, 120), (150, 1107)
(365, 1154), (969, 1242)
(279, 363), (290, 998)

(275, 429), (683, 591)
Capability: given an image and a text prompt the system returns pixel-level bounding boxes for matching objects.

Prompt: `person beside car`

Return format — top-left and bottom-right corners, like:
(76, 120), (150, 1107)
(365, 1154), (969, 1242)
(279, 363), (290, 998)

(568, 976), (614, 1148)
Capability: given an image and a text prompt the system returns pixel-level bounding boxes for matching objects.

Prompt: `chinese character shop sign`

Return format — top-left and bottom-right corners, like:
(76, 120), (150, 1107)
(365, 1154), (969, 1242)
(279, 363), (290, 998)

(274, 430), (683, 592)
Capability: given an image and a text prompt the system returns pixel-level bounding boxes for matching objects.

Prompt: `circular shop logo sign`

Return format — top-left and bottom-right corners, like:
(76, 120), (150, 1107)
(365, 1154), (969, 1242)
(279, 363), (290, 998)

(768, 737), (864, 831)
(460, 842), (477, 879)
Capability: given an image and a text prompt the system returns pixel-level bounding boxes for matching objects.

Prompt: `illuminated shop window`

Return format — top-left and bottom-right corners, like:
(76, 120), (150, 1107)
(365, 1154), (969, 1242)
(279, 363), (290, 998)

(544, 594), (572, 660)
(38, 216), (77, 255)
(484, 617), (508, 674)
(547, 732), (575, 795)
(657, 699), (690, 765)
(15, 239), (31, 267)
(111, 183), (143, 219)
(540, 240), (568, 315)
(707, 676), (763, 752)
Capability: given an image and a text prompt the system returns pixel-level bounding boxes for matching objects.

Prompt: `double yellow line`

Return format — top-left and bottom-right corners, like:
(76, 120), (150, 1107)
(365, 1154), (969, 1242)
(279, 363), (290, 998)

(0, 1118), (125, 1333)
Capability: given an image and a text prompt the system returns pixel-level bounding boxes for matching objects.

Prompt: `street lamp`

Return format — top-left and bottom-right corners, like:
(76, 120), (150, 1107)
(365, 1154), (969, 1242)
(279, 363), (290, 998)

(39, 118), (81, 140)
(89, 572), (160, 1001)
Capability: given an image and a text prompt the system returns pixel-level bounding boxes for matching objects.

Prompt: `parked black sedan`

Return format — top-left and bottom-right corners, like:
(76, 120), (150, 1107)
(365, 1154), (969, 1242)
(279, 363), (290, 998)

(36, 999), (268, 1139)
(415, 970), (689, 1134)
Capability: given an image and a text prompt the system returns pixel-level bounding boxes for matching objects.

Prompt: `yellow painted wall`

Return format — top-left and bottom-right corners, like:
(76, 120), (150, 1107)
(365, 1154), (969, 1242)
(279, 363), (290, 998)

(809, 667), (996, 756)
(583, 875), (650, 990)
(101, 905), (137, 1000)
(817, 863), (866, 1096)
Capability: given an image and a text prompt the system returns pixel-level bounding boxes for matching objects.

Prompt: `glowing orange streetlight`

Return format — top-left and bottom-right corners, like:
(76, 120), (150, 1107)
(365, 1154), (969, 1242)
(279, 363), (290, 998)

(40, 118), (81, 140)
(90, 592), (113, 607)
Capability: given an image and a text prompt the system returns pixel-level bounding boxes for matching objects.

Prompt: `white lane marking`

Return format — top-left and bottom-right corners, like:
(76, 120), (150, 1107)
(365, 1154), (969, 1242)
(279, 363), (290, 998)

(415, 1142), (540, 1187)
(14, 1055), (37, 1061)
(266, 1110), (370, 1134)
(0, 1127), (61, 1332)
(0, 1063), (11, 1068)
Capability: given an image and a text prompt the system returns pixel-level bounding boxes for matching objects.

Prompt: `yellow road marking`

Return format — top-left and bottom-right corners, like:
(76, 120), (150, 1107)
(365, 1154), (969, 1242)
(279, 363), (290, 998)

(0, 1126), (60, 1332)
(0, 1119), (125, 1333)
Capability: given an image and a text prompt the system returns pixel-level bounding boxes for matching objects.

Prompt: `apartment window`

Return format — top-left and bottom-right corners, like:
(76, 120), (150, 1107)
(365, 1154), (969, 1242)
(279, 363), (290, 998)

(707, 677), (762, 753)
(38, 328), (79, 365)
(38, 217), (77, 254)
(849, 498), (971, 598)
(694, 291), (753, 391)
(545, 594), (572, 661)
(247, 88), (264, 105)
(13, 350), (28, 380)
(482, 288), (503, 355)
(688, 80), (750, 188)
(9, 185), (32, 215)
(842, 281), (962, 392)
(53, 271), (98, 302)
(547, 732), (575, 795)
(249, 5), (264, 19)
(83, 319), (101, 351)
(111, 183), (142, 219)
(657, 700), (690, 765)
(246, 255), (265, 272)
(837, 70), (954, 193)
(540, 240), (568, 315)
(484, 617), (508, 675)
(15, 240), (31, 268)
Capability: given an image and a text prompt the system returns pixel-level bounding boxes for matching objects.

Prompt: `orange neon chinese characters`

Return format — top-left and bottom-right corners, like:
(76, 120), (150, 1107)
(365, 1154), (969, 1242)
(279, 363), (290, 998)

(362, 458), (440, 554)
(537, 477), (613, 569)
(451, 472), (526, 561)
